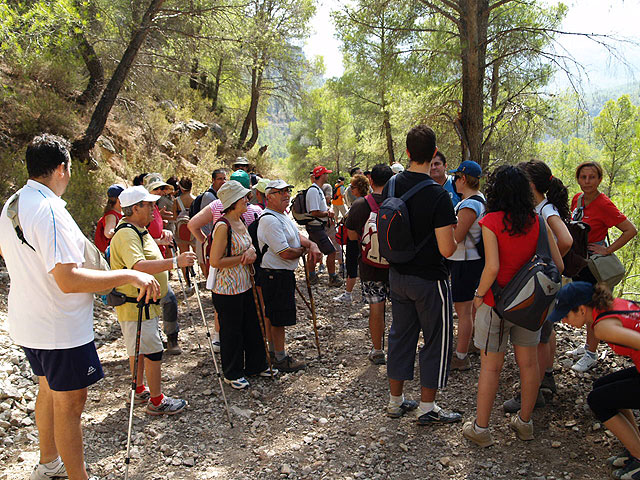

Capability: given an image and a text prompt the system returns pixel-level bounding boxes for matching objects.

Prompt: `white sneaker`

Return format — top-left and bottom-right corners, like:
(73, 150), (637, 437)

(212, 337), (221, 353)
(572, 352), (597, 372)
(567, 345), (586, 357)
(30, 457), (68, 480)
(333, 292), (352, 304)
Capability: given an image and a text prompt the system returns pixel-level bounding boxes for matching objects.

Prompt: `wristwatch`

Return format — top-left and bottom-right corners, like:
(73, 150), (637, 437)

(474, 289), (484, 299)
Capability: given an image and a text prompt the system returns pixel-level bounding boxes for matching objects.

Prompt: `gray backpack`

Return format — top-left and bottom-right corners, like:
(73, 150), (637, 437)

(491, 216), (561, 332)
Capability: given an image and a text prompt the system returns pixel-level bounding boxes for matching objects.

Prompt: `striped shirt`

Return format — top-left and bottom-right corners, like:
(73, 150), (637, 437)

(211, 222), (252, 295)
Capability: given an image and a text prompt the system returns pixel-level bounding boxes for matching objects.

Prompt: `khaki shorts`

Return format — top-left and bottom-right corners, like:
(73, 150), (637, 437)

(119, 316), (164, 356)
(473, 303), (541, 353)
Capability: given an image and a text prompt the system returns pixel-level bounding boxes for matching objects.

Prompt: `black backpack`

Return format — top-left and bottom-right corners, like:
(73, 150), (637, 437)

(377, 175), (439, 264)
(491, 216), (561, 332)
(189, 186), (216, 218)
(247, 212), (276, 272)
(291, 188), (315, 225)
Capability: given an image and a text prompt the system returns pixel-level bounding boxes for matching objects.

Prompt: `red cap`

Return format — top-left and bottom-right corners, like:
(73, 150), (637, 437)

(313, 166), (332, 177)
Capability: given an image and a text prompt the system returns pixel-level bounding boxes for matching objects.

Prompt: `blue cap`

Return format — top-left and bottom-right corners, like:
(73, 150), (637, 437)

(107, 183), (125, 198)
(449, 160), (482, 178)
(547, 282), (595, 324)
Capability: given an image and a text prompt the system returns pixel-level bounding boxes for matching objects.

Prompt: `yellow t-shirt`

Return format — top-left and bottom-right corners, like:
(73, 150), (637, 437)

(109, 221), (168, 321)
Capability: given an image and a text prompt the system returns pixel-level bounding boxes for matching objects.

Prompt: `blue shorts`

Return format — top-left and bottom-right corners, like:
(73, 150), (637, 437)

(23, 341), (104, 391)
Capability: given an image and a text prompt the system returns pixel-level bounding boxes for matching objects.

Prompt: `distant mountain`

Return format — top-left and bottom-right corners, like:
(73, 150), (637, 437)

(585, 81), (640, 116)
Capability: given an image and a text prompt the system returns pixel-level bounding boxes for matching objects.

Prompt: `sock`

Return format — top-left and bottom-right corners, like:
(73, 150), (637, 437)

(455, 351), (467, 360)
(389, 394), (404, 407)
(42, 456), (62, 468)
(150, 394), (164, 407)
(518, 414), (532, 424)
(585, 350), (597, 359)
(275, 350), (286, 362)
(418, 401), (438, 415)
(473, 421), (488, 433)
(135, 384), (147, 394)
(213, 332), (220, 343)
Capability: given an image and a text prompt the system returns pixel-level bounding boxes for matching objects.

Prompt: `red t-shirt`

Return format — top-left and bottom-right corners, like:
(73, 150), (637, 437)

(571, 193), (626, 244)
(479, 212), (540, 307)
(147, 204), (166, 256)
(593, 298), (640, 372)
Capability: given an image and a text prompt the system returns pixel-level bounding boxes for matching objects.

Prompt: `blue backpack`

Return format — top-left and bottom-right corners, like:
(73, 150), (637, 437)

(377, 175), (439, 264)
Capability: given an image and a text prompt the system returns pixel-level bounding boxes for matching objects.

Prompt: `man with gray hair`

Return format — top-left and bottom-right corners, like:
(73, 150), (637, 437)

(256, 180), (322, 372)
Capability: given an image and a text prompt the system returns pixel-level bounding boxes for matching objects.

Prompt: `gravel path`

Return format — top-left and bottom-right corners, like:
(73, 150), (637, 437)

(0, 266), (634, 479)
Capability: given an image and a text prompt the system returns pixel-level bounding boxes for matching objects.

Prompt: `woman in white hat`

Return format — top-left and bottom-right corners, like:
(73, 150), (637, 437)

(208, 180), (275, 389)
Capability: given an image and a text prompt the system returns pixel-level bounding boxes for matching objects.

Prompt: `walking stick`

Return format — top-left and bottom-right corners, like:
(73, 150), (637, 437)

(171, 242), (201, 349)
(294, 283), (313, 314)
(187, 267), (234, 428)
(301, 254), (321, 358)
(124, 300), (145, 480)
(249, 267), (274, 379)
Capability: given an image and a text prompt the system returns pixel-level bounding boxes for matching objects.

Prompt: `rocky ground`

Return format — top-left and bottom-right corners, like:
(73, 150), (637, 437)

(0, 264), (636, 480)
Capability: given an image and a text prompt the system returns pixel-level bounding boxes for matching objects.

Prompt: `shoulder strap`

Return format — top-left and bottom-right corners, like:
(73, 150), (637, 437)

(364, 194), (379, 213)
(176, 196), (186, 212)
(399, 178), (438, 202)
(214, 217), (233, 257)
(6, 193), (35, 252)
(594, 309), (640, 327)
(256, 212), (277, 256)
(388, 175), (396, 197)
(578, 193), (584, 209)
(535, 215), (552, 258)
(114, 222), (147, 243)
(468, 194), (486, 205)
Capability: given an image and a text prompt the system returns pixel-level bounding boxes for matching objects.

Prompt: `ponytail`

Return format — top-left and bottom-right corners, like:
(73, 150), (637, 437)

(588, 283), (614, 312)
(519, 159), (570, 221)
(546, 177), (571, 222)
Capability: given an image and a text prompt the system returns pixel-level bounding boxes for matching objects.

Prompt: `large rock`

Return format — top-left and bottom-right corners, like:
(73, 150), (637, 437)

(168, 119), (209, 144)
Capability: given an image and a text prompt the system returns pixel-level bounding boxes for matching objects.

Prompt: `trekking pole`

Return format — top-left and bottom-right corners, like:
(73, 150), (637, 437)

(172, 242), (201, 349)
(301, 254), (321, 358)
(294, 283), (313, 314)
(249, 267), (274, 379)
(188, 267), (234, 428)
(124, 300), (145, 480)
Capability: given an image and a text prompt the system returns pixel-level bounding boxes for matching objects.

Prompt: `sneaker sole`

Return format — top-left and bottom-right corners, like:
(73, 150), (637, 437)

(417, 415), (462, 425)
(146, 404), (186, 416)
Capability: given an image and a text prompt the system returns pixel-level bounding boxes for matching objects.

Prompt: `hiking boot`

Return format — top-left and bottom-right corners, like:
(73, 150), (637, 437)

(609, 449), (632, 468)
(30, 457), (67, 480)
(272, 355), (306, 373)
(450, 355), (471, 371)
(333, 291), (352, 304)
(613, 457), (640, 480)
(567, 344), (586, 357)
(328, 274), (343, 287)
(572, 351), (597, 372)
(503, 389), (545, 414)
(540, 371), (557, 394)
(223, 377), (250, 390)
(134, 386), (151, 405)
(146, 395), (187, 416)
(368, 349), (386, 365)
(165, 333), (182, 355)
(309, 272), (320, 286)
(509, 412), (534, 441)
(462, 419), (494, 447)
(386, 399), (418, 418)
(417, 406), (462, 425)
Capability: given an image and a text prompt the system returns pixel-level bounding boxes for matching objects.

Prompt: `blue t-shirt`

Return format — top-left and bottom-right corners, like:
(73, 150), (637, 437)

(443, 175), (461, 205)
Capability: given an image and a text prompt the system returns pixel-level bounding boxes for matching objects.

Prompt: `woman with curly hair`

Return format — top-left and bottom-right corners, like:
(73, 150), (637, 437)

(549, 282), (640, 480)
(462, 165), (563, 447)
(499, 160), (574, 412)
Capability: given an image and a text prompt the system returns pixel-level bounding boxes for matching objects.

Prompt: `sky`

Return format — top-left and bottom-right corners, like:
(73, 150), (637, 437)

(303, 0), (640, 91)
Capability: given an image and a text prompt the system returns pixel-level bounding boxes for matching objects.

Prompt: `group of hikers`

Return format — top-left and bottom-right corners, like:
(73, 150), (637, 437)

(2, 128), (640, 480)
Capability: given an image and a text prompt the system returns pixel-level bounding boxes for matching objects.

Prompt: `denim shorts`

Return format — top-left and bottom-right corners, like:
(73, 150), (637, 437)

(23, 341), (104, 391)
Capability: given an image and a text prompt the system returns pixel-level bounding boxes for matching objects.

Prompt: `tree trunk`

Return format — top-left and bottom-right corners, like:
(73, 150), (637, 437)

(74, 32), (104, 106)
(237, 63), (262, 151)
(210, 57), (224, 112)
(71, 0), (165, 163)
(458, 0), (489, 170)
(382, 111), (395, 165)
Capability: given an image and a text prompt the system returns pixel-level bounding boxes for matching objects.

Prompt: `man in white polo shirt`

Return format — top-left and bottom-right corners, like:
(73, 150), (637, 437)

(0, 134), (160, 480)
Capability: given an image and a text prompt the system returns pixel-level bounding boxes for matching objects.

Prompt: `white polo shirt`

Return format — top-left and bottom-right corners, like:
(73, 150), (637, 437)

(0, 180), (93, 349)
(257, 209), (301, 271)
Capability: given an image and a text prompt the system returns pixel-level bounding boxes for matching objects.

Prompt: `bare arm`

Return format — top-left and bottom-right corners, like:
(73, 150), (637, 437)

(50, 264), (161, 303)
(187, 206), (213, 243)
(309, 209), (333, 219)
(104, 213), (118, 239)
(545, 217), (564, 274)
(209, 224), (255, 269)
(594, 317), (640, 350)
(473, 226), (500, 308)
(453, 208), (477, 244)
(434, 224), (457, 258)
(132, 251), (196, 275)
(591, 219), (637, 255)
(546, 215), (573, 257)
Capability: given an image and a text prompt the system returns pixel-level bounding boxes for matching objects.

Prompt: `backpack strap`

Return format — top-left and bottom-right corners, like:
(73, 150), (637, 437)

(176, 196), (186, 213)
(594, 305), (640, 325)
(214, 217), (233, 257)
(6, 193), (36, 252)
(364, 194), (379, 213)
(114, 222), (148, 243)
(468, 194), (486, 205)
